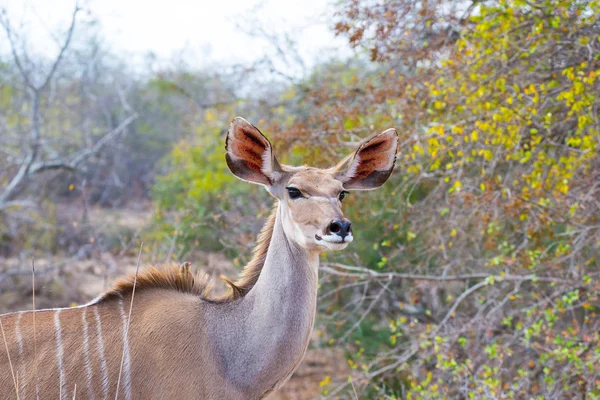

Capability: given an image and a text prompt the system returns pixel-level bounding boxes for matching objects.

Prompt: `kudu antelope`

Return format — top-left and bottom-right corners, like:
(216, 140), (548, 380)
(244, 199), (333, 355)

(0, 117), (398, 399)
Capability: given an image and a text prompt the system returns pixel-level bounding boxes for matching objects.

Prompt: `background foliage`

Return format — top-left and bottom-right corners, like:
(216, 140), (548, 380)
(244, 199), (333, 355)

(156, 1), (600, 397)
(2, 0), (600, 398)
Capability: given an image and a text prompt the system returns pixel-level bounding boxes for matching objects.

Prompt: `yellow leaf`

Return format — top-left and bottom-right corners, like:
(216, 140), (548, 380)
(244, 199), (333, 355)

(319, 376), (331, 387)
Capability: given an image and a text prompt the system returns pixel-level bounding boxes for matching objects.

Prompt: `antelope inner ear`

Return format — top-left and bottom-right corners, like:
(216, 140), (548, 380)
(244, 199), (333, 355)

(225, 117), (282, 187)
(332, 128), (398, 190)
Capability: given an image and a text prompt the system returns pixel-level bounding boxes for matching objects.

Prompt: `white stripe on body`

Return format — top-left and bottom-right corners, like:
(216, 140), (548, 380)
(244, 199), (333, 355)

(118, 299), (132, 400)
(54, 310), (65, 399)
(94, 307), (109, 398)
(81, 308), (94, 400)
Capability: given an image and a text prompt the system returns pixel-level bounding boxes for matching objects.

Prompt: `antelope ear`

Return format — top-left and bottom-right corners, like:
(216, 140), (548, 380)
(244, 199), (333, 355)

(225, 117), (282, 187)
(331, 128), (398, 190)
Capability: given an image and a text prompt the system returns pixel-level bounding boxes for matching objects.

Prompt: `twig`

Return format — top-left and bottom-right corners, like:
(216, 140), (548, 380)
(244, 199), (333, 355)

(339, 278), (392, 342)
(325, 268), (558, 398)
(0, 3), (80, 91)
(28, 113), (139, 175)
(430, 280), (489, 337)
(0, 9), (33, 89)
(115, 242), (143, 399)
(38, 3), (80, 91)
(324, 343), (417, 399)
(349, 376), (359, 400)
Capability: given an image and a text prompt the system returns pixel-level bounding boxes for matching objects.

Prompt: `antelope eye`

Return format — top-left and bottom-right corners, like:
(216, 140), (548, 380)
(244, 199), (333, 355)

(339, 191), (349, 201)
(286, 187), (303, 200)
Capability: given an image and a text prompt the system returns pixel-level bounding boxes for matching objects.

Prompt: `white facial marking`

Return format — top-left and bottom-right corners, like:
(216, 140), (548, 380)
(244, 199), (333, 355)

(94, 307), (109, 398)
(319, 233), (354, 244)
(309, 196), (339, 201)
(316, 233), (354, 250)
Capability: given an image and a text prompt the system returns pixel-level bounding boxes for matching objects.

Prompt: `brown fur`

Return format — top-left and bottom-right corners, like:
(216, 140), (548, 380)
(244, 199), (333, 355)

(97, 265), (213, 303)
(0, 290), (230, 399)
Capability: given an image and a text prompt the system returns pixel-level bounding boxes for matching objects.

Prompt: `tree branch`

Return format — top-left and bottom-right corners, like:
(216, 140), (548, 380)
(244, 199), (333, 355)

(0, 113), (138, 208)
(0, 9), (34, 89)
(0, 3), (81, 91)
(321, 263), (574, 284)
(28, 112), (138, 174)
(38, 3), (80, 91)
(0, 3), (84, 209)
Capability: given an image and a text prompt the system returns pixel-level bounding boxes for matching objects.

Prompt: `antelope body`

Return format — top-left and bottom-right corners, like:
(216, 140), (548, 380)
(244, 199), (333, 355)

(0, 117), (398, 399)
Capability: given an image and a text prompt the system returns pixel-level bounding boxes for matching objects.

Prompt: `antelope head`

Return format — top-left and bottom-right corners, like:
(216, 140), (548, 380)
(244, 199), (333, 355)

(225, 117), (398, 252)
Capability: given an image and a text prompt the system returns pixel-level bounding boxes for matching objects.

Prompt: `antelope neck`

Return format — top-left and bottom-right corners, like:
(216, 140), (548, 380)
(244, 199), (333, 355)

(207, 202), (320, 395)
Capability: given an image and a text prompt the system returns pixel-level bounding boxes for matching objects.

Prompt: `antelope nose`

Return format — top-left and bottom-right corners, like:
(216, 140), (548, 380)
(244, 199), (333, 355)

(329, 219), (352, 239)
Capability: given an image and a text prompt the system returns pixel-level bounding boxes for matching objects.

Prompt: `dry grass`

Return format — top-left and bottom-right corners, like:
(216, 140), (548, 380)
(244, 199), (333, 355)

(0, 317), (18, 398)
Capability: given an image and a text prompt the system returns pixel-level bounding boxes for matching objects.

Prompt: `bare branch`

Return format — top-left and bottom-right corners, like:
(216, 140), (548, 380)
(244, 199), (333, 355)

(0, 3), (81, 91)
(0, 8), (34, 89)
(0, 200), (37, 212)
(38, 3), (81, 91)
(321, 263), (575, 284)
(338, 278), (392, 342)
(0, 113), (137, 208)
(0, 3), (84, 210)
(0, 160), (31, 207)
(28, 113), (138, 174)
(430, 279), (490, 337)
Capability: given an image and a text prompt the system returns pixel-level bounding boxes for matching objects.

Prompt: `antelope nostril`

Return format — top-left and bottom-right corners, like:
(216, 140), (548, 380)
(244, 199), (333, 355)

(329, 219), (352, 238)
(330, 220), (342, 233)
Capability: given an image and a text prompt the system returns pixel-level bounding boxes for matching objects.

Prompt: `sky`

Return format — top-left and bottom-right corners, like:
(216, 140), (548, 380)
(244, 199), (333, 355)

(0, 0), (350, 75)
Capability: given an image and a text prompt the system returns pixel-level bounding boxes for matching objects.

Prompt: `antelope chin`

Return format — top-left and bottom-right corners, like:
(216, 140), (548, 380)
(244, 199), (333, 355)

(315, 233), (353, 250)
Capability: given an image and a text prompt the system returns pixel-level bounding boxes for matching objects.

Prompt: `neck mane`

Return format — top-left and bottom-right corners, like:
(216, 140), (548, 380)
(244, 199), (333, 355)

(95, 202), (279, 304)
(220, 202), (278, 299)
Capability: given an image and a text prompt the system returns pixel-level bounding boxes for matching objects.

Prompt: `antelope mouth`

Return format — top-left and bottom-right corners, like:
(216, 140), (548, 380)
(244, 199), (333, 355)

(315, 233), (354, 247)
